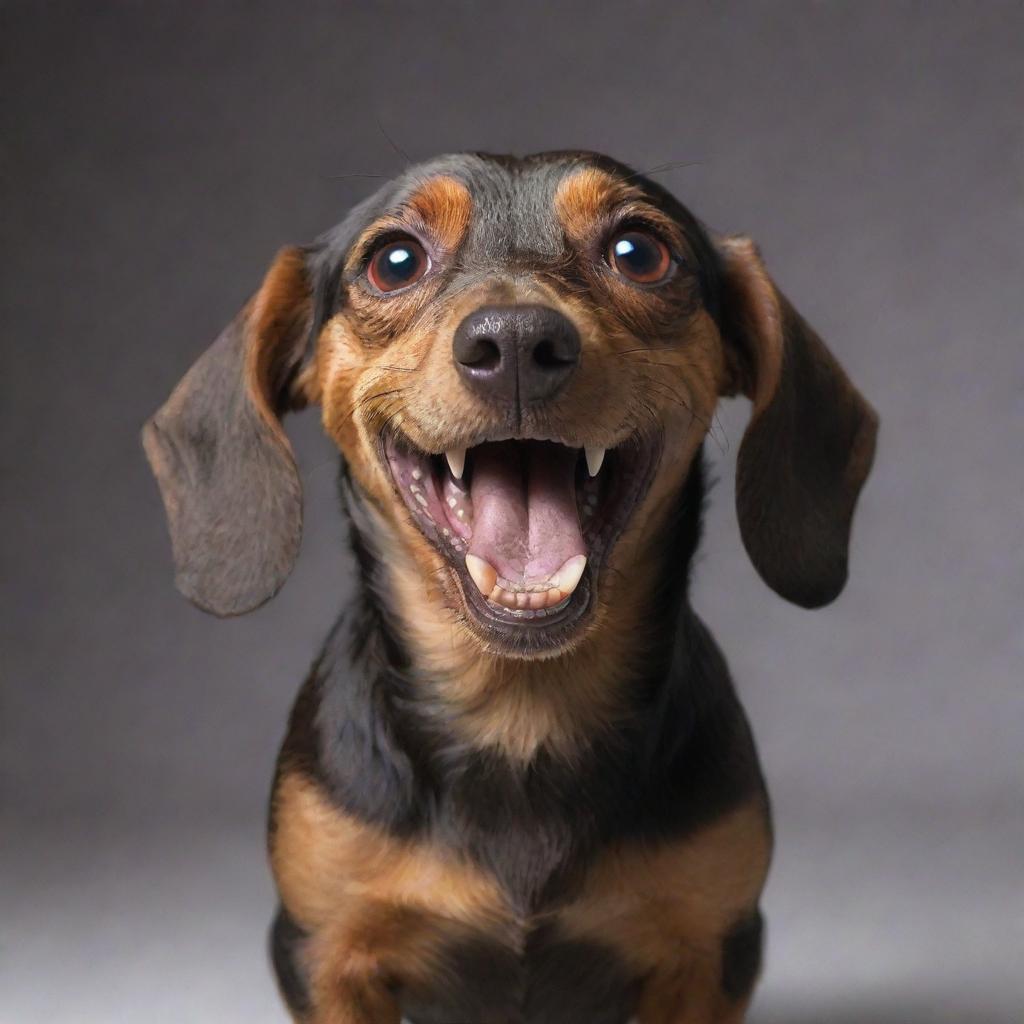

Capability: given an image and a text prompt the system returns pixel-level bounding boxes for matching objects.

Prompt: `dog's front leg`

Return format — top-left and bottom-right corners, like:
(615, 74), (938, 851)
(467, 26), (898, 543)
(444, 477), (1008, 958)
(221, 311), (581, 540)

(633, 951), (755, 1024)
(307, 978), (402, 1024)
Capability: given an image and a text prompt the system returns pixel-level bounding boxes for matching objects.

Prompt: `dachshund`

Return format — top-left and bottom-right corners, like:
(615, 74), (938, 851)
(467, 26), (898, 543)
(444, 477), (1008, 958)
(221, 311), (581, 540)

(143, 151), (878, 1024)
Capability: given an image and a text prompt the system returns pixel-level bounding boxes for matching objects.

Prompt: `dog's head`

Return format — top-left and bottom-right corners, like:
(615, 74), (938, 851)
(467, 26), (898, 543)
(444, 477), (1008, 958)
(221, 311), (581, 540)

(143, 151), (877, 657)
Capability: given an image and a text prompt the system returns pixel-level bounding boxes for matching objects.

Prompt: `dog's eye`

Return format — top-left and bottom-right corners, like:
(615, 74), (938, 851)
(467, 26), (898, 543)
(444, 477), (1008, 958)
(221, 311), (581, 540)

(607, 229), (672, 285)
(367, 238), (430, 293)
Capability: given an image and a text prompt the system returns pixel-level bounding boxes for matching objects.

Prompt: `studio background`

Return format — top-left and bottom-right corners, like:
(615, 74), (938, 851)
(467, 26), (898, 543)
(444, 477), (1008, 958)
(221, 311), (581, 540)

(2, 3), (1021, 1022)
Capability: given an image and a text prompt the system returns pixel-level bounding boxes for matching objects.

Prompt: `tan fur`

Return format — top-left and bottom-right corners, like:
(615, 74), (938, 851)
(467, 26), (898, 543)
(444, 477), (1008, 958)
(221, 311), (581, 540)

(273, 770), (769, 1022)
(246, 246), (314, 425)
(306, 176), (730, 762)
(142, 159), (876, 1020)
(268, 167), (772, 1018)
(555, 167), (690, 257)
(271, 771), (515, 1021)
(565, 798), (771, 1023)
(714, 236), (784, 411)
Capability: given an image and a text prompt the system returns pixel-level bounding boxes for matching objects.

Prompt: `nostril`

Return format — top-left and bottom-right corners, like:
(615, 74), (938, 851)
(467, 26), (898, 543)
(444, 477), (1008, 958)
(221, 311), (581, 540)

(462, 337), (503, 372)
(532, 338), (574, 369)
(453, 304), (578, 403)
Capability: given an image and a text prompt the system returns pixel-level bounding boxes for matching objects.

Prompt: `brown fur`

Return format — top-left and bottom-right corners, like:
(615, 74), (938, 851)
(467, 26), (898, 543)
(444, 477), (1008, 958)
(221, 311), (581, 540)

(272, 771), (512, 1021)
(144, 152), (878, 1023)
(272, 771), (769, 1024)
(309, 174), (727, 757)
(563, 798), (771, 1023)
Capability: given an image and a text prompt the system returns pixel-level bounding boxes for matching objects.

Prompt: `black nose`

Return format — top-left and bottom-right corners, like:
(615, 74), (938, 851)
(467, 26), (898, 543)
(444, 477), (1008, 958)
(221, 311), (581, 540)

(452, 304), (581, 405)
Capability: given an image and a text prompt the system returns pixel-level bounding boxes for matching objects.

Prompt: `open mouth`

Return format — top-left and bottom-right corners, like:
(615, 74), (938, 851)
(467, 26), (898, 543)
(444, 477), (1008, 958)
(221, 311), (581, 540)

(384, 431), (660, 650)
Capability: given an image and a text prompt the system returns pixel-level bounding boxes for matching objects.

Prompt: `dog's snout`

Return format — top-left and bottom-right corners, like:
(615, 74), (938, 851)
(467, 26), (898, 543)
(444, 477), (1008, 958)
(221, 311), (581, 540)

(453, 304), (580, 404)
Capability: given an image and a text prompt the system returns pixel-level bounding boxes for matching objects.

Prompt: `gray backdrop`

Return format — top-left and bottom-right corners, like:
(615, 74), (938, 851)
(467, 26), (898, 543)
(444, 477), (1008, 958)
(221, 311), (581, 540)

(2, 3), (1021, 1022)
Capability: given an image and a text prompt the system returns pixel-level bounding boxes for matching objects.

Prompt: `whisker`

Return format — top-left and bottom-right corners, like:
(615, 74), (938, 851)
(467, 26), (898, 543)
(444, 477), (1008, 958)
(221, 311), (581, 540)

(616, 350), (730, 453)
(323, 171), (389, 181)
(375, 408), (406, 439)
(342, 387), (410, 420)
(638, 376), (727, 455)
(711, 412), (731, 454)
(621, 159), (702, 184)
(375, 115), (412, 166)
(301, 454), (340, 478)
(615, 354), (682, 370)
(613, 345), (681, 356)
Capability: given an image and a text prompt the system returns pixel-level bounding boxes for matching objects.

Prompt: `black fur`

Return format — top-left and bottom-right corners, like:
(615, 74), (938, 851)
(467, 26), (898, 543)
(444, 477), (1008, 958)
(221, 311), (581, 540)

(399, 926), (642, 1024)
(269, 905), (312, 1018)
(140, 149), (878, 1022)
(269, 451), (769, 1020)
(273, 452), (768, 918)
(720, 909), (765, 1001)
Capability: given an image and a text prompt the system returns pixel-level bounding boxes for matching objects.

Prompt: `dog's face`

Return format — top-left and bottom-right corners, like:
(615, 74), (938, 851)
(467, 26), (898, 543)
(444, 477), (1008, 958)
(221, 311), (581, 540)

(144, 152), (877, 658)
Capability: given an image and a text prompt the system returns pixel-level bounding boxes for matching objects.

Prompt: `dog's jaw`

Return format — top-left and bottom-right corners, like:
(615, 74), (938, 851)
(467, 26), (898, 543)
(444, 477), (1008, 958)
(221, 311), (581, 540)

(382, 429), (662, 656)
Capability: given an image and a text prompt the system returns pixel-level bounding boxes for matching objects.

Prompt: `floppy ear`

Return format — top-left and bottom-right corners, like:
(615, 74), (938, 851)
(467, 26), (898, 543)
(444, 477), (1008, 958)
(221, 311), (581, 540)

(717, 236), (878, 609)
(142, 247), (314, 616)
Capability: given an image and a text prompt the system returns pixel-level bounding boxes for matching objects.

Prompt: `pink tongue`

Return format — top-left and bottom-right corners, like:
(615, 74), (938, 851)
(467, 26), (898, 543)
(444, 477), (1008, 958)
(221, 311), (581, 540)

(467, 442), (584, 584)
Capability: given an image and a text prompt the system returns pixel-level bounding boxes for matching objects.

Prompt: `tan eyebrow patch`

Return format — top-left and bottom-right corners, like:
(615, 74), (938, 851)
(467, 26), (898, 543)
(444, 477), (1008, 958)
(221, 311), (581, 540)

(348, 176), (473, 276)
(404, 175), (473, 251)
(554, 167), (647, 241)
(555, 167), (684, 255)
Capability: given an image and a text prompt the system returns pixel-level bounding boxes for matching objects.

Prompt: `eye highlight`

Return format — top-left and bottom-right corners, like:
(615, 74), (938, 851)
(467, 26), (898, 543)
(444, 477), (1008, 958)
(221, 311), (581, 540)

(607, 228), (673, 285)
(367, 238), (430, 293)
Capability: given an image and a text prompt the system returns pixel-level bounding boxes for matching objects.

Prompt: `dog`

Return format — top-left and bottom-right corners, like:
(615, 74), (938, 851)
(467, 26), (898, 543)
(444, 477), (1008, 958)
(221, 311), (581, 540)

(143, 151), (877, 1024)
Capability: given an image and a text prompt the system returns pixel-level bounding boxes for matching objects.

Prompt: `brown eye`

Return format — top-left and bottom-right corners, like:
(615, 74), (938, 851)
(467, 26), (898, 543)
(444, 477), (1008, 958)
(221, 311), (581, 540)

(367, 238), (429, 292)
(607, 229), (672, 284)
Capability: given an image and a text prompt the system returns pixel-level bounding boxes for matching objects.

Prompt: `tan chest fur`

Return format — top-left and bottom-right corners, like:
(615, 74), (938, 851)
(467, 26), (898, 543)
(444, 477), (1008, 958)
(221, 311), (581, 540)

(271, 770), (770, 1019)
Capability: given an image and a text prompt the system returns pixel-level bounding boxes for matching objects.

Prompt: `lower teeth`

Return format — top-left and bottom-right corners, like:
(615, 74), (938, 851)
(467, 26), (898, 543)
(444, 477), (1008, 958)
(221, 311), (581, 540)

(499, 596), (572, 619)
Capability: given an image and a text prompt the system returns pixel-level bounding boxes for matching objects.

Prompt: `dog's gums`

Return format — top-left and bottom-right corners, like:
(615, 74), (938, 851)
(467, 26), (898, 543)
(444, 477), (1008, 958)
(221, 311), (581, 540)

(384, 432), (659, 637)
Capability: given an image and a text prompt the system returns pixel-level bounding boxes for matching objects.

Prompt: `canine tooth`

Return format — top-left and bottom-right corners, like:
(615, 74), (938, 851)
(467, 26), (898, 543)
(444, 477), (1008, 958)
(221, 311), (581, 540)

(446, 448), (466, 480)
(552, 554), (587, 596)
(465, 554), (498, 596)
(585, 446), (606, 477)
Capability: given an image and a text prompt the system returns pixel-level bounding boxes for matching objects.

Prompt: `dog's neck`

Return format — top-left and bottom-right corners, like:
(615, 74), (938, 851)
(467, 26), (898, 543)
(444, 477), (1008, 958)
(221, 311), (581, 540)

(339, 452), (706, 764)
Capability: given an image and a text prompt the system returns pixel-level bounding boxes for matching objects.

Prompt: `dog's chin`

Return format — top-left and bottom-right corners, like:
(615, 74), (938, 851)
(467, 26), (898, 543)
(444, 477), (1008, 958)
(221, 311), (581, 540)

(382, 428), (661, 658)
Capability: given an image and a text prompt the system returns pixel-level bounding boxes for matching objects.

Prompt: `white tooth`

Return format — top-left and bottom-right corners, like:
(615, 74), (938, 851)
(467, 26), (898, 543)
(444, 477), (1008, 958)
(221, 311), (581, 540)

(465, 554), (498, 596)
(585, 446), (606, 477)
(552, 554), (587, 596)
(446, 448), (467, 480)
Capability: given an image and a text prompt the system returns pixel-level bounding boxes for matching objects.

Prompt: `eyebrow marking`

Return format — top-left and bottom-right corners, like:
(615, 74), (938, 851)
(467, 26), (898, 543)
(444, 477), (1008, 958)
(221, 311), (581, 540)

(554, 167), (682, 250)
(348, 176), (473, 275)
(554, 168), (648, 241)
(405, 176), (473, 252)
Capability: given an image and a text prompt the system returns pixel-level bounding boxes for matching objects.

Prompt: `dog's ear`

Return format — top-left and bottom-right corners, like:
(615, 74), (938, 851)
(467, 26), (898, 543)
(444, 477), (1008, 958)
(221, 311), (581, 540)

(716, 236), (878, 609)
(142, 247), (315, 616)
